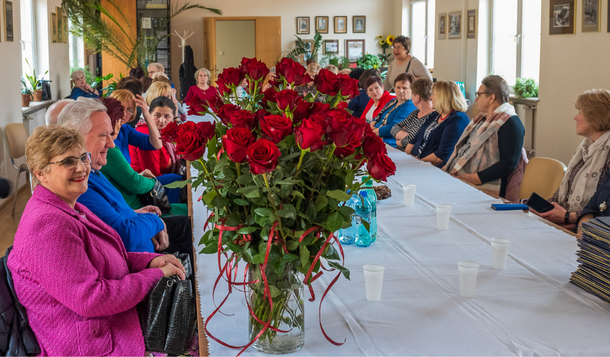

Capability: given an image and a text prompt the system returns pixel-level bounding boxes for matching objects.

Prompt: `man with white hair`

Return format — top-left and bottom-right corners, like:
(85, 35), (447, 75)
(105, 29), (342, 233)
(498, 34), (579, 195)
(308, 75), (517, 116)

(57, 97), (169, 253)
(45, 99), (74, 126)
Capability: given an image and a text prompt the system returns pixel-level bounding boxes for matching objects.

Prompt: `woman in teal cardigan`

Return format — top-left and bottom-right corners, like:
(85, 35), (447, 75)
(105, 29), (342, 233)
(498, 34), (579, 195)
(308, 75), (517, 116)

(371, 73), (417, 147)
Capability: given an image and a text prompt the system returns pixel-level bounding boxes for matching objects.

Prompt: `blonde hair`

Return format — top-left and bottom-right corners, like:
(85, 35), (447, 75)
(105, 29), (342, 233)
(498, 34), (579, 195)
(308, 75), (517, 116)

(324, 65), (339, 74)
(26, 126), (86, 189)
(432, 80), (468, 114)
(194, 68), (212, 85)
(146, 81), (173, 106)
(152, 72), (171, 86)
(575, 89), (610, 132)
(110, 89), (136, 122)
(339, 69), (351, 75)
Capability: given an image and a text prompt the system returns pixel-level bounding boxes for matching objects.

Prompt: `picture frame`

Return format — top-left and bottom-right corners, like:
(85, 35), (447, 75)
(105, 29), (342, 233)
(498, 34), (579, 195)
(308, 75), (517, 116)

(608, 0), (610, 32)
(324, 40), (339, 54)
(438, 13), (446, 39)
(334, 16), (347, 34)
(63, 15), (68, 43)
(4, 0), (14, 42)
(51, 12), (58, 43)
(56, 7), (63, 44)
(467, 9), (476, 39)
(582, 0), (600, 32)
(448, 11), (461, 39)
(353, 16), (366, 33)
(296, 17), (310, 35)
(315, 16), (329, 34)
(345, 39), (364, 62)
(301, 39), (314, 63)
(549, 0), (575, 35)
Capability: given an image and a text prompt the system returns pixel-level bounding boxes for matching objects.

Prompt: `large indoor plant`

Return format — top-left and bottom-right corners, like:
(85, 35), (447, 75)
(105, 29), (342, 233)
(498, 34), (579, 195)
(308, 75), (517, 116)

(163, 57), (396, 354)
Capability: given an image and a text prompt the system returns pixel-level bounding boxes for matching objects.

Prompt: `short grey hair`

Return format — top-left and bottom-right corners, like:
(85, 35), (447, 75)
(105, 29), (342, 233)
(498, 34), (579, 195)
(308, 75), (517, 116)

(57, 97), (107, 135)
(194, 68), (211, 85)
(45, 99), (74, 126)
(148, 62), (164, 73)
(481, 75), (510, 104)
(152, 72), (169, 80)
(70, 69), (85, 81)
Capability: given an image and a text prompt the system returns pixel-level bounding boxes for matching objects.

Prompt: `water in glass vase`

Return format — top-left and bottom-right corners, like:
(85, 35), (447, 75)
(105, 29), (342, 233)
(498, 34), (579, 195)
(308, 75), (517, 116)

(248, 262), (305, 354)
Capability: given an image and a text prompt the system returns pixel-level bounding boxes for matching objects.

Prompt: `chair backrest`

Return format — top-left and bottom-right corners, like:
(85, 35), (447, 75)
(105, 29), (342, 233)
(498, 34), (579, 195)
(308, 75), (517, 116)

(4, 123), (28, 159)
(519, 157), (567, 200)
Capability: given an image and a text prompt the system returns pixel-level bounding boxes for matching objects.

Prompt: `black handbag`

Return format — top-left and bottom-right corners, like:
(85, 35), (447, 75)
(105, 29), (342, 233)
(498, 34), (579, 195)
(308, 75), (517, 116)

(138, 179), (172, 215)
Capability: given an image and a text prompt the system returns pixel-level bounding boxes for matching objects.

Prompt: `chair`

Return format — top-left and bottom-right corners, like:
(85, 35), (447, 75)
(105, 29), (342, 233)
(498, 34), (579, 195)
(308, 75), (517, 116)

(4, 123), (30, 217)
(519, 157), (567, 200)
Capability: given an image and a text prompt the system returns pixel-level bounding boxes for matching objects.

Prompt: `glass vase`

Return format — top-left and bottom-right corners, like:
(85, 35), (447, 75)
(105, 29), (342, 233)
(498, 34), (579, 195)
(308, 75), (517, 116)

(248, 262), (305, 354)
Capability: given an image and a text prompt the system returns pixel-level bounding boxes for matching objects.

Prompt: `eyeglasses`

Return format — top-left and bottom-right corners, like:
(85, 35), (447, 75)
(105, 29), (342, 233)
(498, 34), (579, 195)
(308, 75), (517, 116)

(126, 108), (135, 115)
(475, 92), (490, 98)
(46, 153), (92, 169)
(392, 45), (404, 50)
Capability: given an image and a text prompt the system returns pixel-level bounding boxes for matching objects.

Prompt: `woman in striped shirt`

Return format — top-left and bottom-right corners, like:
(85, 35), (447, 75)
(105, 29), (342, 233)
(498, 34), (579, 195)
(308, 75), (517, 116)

(391, 77), (437, 151)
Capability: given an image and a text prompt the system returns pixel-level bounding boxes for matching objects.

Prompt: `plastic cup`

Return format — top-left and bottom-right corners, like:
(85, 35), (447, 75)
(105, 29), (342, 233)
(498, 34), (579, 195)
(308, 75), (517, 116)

(403, 184), (416, 206)
(490, 237), (511, 270)
(363, 264), (385, 301)
(436, 204), (451, 230)
(458, 261), (480, 297)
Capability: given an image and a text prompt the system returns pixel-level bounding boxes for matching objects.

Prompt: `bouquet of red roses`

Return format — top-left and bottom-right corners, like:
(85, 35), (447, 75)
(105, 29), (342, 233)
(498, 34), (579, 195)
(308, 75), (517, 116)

(163, 57), (395, 355)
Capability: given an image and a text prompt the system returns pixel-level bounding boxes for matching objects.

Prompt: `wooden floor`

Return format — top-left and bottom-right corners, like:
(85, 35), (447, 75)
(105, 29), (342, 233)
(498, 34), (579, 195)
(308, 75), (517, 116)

(0, 188), (32, 256)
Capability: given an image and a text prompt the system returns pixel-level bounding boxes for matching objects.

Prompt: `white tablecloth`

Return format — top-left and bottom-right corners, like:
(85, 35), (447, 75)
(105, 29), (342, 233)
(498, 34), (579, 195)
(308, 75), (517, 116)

(192, 144), (610, 356)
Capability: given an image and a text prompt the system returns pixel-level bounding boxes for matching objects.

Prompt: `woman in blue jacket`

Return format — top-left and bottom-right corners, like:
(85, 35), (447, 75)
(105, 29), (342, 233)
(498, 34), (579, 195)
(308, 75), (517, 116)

(371, 73), (417, 147)
(407, 80), (470, 167)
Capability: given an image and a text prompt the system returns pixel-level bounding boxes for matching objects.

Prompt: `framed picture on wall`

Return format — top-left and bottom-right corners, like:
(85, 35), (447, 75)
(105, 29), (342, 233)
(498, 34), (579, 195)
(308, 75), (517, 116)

(301, 39), (314, 62)
(438, 13), (446, 39)
(56, 7), (63, 43)
(608, 0), (610, 32)
(316, 16), (329, 34)
(448, 11), (461, 39)
(467, 10), (476, 38)
(63, 15), (68, 43)
(549, 0), (575, 35)
(51, 12), (58, 43)
(353, 16), (366, 33)
(334, 16), (347, 34)
(582, 0), (600, 32)
(296, 17), (310, 35)
(4, 0), (14, 42)
(346, 39), (364, 62)
(324, 40), (338, 54)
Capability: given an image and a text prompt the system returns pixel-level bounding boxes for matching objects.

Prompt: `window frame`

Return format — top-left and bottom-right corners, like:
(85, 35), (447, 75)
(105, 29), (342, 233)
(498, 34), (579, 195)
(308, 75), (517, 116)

(19, 0), (38, 80)
(409, 0), (435, 68)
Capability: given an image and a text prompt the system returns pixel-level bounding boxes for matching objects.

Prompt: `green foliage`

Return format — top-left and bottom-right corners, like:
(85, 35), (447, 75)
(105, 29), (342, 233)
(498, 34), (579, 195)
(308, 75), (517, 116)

(356, 54), (382, 70)
(320, 54), (350, 69)
(513, 78), (539, 99)
(286, 30), (323, 61)
(70, 65), (95, 85)
(21, 79), (32, 95)
(91, 73), (121, 97)
(23, 59), (48, 91)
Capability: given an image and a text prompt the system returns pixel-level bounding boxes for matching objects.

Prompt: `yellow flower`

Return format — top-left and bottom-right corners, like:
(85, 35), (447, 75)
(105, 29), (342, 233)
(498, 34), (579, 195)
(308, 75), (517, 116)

(376, 35), (383, 40)
(386, 35), (395, 44)
(379, 40), (386, 45)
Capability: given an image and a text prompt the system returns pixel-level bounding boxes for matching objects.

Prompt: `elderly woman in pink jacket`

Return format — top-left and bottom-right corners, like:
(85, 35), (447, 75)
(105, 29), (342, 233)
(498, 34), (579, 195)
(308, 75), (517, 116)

(7, 125), (186, 356)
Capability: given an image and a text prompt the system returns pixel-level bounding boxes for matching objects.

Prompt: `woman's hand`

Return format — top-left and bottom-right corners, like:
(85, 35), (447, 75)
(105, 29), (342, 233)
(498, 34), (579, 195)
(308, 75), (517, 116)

(135, 205), (162, 216)
(159, 262), (186, 280)
(84, 83), (94, 93)
(535, 202), (568, 224)
(369, 121), (376, 129)
(457, 172), (482, 185)
(149, 254), (186, 275)
(151, 229), (169, 251)
(140, 169), (156, 179)
(133, 95), (150, 116)
(373, 128), (380, 136)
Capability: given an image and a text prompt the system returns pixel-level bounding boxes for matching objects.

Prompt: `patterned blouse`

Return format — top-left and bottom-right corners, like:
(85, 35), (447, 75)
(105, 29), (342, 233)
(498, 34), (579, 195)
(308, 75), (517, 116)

(390, 109), (438, 149)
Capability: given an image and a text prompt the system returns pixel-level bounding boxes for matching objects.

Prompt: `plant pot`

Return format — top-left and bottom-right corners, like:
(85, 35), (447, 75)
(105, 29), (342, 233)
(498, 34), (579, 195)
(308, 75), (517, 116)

(248, 262), (304, 354)
(21, 94), (31, 107)
(32, 90), (42, 102)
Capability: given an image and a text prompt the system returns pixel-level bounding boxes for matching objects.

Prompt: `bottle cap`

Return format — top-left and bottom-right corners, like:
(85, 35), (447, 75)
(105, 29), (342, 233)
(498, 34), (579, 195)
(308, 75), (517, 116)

(360, 191), (368, 198)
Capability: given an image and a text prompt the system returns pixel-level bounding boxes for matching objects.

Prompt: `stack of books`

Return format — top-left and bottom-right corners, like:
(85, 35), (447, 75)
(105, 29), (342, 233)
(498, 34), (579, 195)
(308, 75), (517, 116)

(571, 216), (610, 303)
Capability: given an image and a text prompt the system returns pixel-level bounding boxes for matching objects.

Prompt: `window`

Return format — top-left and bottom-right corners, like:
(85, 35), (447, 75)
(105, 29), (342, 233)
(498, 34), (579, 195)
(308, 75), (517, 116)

(491, 0), (541, 86)
(410, 0), (435, 68)
(19, 0), (36, 82)
(69, 19), (85, 71)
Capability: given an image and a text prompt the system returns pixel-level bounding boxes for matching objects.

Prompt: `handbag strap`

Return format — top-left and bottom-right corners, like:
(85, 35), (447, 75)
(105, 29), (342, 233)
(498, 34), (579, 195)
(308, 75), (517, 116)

(404, 57), (414, 74)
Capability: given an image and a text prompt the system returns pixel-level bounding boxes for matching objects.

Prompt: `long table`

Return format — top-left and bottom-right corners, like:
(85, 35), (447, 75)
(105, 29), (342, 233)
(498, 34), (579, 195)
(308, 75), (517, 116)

(192, 146), (610, 356)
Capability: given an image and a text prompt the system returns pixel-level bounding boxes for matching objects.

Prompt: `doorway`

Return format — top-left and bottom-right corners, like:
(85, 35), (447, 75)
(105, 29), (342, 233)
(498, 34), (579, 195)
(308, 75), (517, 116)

(215, 20), (255, 72)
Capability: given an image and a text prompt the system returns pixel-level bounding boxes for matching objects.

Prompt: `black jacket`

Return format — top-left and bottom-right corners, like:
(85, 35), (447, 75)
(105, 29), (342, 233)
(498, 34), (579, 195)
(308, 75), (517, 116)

(0, 247), (40, 356)
(179, 46), (197, 101)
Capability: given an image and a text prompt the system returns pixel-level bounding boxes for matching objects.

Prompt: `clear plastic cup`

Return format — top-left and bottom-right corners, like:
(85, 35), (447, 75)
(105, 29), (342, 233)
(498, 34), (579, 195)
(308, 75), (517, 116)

(490, 237), (511, 270)
(403, 184), (416, 206)
(363, 264), (385, 301)
(436, 204), (451, 230)
(458, 261), (480, 297)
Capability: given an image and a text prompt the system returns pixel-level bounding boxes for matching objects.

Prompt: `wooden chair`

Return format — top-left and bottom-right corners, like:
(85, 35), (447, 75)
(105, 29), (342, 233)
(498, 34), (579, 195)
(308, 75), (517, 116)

(4, 123), (30, 217)
(519, 157), (567, 200)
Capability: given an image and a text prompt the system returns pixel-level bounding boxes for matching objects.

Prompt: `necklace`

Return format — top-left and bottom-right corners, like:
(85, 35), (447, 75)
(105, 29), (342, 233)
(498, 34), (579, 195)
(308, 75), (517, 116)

(439, 111), (453, 122)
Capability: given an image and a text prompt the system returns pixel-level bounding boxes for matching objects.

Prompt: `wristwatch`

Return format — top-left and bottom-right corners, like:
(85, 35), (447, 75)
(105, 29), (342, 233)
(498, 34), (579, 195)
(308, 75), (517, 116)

(564, 211), (570, 224)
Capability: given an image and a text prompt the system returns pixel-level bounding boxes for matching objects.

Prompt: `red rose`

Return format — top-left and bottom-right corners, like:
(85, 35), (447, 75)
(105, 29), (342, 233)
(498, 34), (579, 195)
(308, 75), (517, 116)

(177, 121), (196, 135)
(314, 69), (338, 95)
(367, 153), (396, 181)
(292, 98), (311, 124)
(310, 102), (330, 116)
(239, 57), (269, 82)
(161, 121), (180, 142)
(262, 87), (278, 109)
(274, 89), (299, 112)
(195, 121), (216, 143)
(276, 58), (311, 87)
(295, 118), (325, 152)
(309, 114), (326, 128)
(226, 109), (256, 129)
(335, 74), (360, 100)
(246, 139), (281, 174)
(325, 109), (354, 147)
(336, 101), (348, 109)
(260, 114), (293, 143)
(217, 68), (245, 96)
(204, 93), (224, 112)
(362, 131), (387, 159)
(217, 104), (241, 126)
(222, 128), (254, 163)
(176, 132), (204, 161)
(334, 135), (360, 158)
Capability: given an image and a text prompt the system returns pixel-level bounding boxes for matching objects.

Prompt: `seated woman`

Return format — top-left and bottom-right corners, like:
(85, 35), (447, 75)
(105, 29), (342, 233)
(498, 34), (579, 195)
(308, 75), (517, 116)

(391, 77), (436, 150)
(360, 76), (394, 122)
(8, 125), (185, 356)
(407, 80), (469, 167)
(578, 174), (610, 237)
(370, 73), (417, 147)
(184, 68), (219, 116)
(146, 81), (183, 121)
(68, 69), (100, 100)
(444, 75), (525, 201)
(110, 89), (162, 164)
(348, 69), (378, 120)
(533, 89), (610, 230)
(130, 97), (184, 203)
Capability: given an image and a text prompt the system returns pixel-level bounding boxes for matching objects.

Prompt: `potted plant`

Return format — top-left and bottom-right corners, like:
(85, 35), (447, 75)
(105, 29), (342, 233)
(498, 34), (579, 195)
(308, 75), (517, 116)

(286, 30), (323, 65)
(376, 34), (395, 66)
(21, 80), (32, 107)
(24, 59), (48, 102)
(513, 78), (539, 99)
(357, 54), (382, 70)
(321, 54), (351, 70)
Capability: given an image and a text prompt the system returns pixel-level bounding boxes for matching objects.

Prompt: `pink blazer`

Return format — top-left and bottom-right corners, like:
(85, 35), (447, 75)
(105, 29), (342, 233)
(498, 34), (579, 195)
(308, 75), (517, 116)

(8, 185), (164, 356)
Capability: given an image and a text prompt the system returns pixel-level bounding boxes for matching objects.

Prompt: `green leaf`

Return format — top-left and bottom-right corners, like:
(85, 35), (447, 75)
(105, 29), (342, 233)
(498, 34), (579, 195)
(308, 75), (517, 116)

(233, 199), (249, 206)
(277, 178), (303, 185)
(328, 261), (351, 280)
(287, 240), (299, 251)
(191, 160), (204, 171)
(275, 209), (295, 219)
(243, 248), (255, 263)
(269, 285), (281, 298)
(323, 245), (340, 261)
(272, 260), (286, 276)
(200, 242), (218, 254)
(362, 219), (370, 232)
(252, 254), (265, 264)
(202, 190), (218, 207)
(326, 212), (343, 232)
(237, 186), (260, 198)
(314, 196), (328, 212)
(213, 156), (229, 172)
(164, 179), (191, 189)
(344, 170), (355, 186)
(299, 246), (310, 268)
(254, 207), (273, 216)
(326, 190), (351, 202)
(291, 191), (305, 199)
(211, 195), (229, 208)
(236, 174), (254, 185)
(282, 253), (299, 262)
(237, 227), (257, 234)
(272, 170), (285, 184)
(337, 206), (355, 219)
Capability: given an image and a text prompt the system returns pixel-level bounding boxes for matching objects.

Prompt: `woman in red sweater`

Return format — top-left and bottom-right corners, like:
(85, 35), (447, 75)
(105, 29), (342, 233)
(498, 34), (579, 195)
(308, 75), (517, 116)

(184, 68), (219, 116)
(360, 76), (394, 122)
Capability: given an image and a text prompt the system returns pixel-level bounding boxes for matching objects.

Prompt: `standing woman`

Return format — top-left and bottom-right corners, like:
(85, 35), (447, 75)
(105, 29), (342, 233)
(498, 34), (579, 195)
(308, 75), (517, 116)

(407, 80), (469, 167)
(383, 36), (432, 92)
(391, 77), (437, 150)
(360, 76), (394, 122)
(184, 68), (219, 116)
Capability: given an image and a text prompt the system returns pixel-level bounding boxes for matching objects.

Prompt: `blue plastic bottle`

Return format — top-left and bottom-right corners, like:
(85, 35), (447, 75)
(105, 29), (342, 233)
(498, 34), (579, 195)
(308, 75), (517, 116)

(355, 191), (373, 247)
(362, 178), (377, 242)
(339, 194), (358, 245)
